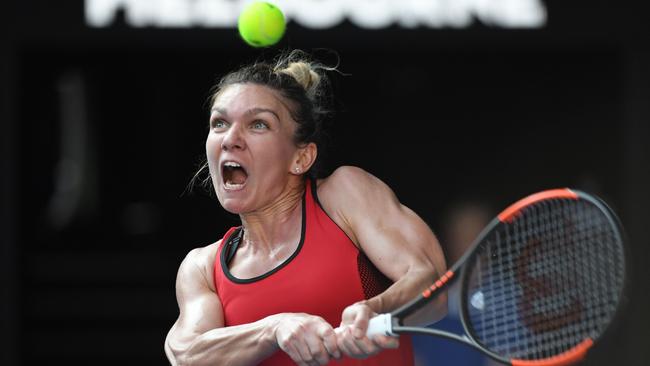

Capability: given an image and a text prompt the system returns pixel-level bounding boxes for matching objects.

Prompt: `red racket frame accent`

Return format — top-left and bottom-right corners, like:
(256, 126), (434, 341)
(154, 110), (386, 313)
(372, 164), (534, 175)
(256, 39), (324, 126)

(422, 270), (454, 298)
(498, 189), (578, 223)
(510, 338), (593, 366)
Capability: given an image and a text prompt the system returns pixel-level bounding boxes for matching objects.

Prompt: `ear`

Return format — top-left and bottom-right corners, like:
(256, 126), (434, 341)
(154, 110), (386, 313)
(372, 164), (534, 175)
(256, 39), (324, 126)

(290, 142), (318, 175)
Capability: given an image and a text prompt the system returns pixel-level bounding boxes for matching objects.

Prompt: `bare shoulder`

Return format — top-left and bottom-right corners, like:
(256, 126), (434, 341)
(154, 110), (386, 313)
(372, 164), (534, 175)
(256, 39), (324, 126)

(318, 165), (397, 206)
(179, 240), (222, 292)
(324, 165), (376, 183)
(317, 166), (399, 245)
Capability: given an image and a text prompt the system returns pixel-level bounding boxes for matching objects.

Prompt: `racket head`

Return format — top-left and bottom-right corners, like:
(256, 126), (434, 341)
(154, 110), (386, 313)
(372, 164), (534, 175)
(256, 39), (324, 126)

(458, 189), (627, 365)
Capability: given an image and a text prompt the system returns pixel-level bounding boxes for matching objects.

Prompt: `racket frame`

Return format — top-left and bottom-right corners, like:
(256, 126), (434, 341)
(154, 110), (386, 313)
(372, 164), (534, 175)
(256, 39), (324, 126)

(369, 188), (627, 366)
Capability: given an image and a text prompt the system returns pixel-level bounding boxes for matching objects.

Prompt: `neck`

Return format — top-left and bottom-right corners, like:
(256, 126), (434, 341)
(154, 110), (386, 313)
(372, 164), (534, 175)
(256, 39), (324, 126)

(239, 178), (305, 253)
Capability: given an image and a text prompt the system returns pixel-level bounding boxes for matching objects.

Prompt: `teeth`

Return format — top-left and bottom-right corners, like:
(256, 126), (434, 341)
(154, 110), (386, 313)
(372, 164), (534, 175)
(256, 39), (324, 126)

(224, 182), (246, 190)
(224, 161), (241, 168)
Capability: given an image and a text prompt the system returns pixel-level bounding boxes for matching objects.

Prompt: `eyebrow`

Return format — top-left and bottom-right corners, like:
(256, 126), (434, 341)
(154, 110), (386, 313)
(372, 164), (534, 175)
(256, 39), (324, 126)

(211, 107), (281, 124)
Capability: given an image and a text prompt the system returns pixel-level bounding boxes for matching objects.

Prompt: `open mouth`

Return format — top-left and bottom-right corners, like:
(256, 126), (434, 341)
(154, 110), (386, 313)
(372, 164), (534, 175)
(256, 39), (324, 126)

(222, 161), (248, 190)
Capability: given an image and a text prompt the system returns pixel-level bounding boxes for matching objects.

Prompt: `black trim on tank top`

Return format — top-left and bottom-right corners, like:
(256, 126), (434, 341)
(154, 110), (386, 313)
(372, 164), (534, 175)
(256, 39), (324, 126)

(220, 185), (307, 284)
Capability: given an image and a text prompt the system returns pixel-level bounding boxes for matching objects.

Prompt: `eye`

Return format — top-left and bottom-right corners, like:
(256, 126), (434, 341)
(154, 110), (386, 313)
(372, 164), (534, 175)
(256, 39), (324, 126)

(251, 120), (269, 130)
(211, 119), (228, 130)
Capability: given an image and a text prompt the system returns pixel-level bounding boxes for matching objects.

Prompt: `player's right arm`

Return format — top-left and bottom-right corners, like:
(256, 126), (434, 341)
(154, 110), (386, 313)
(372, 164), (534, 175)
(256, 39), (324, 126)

(164, 244), (341, 366)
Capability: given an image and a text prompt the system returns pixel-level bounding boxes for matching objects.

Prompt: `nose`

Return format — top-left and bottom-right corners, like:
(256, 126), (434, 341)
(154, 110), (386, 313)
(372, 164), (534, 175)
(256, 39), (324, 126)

(221, 124), (246, 151)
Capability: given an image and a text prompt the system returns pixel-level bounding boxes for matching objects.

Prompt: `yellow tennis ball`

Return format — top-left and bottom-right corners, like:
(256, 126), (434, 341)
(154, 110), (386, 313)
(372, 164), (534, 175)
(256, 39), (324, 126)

(238, 2), (286, 47)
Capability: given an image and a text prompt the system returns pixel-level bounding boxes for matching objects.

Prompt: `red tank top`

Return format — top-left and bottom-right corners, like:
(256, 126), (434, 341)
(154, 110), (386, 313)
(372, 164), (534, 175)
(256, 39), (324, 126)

(213, 179), (414, 365)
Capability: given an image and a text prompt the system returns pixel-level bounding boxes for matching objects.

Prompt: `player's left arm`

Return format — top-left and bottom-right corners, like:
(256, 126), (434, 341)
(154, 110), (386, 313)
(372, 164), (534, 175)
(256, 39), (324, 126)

(319, 166), (447, 357)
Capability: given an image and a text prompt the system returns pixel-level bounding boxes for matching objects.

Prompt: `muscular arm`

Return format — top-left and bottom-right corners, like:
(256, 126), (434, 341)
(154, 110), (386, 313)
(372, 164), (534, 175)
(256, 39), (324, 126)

(164, 246), (279, 366)
(319, 167), (447, 355)
(165, 245), (341, 366)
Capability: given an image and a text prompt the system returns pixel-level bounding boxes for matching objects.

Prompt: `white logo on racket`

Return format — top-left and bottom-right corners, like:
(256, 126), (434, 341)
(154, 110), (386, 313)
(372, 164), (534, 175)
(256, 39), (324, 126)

(470, 291), (485, 311)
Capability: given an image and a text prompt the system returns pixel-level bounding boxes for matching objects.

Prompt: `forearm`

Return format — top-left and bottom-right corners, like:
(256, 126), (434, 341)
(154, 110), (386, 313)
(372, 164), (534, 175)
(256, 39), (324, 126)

(365, 267), (447, 326)
(169, 315), (279, 366)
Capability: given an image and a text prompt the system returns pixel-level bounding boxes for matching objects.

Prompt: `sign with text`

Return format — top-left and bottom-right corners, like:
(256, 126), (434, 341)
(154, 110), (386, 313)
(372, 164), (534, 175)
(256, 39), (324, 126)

(85, 0), (547, 29)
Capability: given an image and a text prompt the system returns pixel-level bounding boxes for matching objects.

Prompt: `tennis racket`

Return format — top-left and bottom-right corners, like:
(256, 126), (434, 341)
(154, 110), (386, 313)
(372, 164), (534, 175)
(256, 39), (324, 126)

(367, 189), (626, 366)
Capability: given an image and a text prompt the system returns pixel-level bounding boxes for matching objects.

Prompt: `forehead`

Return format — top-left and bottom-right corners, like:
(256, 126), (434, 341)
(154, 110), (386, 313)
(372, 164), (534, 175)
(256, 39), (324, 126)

(212, 83), (289, 114)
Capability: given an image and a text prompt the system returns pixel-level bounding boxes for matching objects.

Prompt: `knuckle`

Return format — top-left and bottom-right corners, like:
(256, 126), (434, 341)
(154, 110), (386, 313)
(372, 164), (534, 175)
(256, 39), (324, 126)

(319, 327), (333, 338)
(291, 326), (304, 338)
(278, 338), (290, 349)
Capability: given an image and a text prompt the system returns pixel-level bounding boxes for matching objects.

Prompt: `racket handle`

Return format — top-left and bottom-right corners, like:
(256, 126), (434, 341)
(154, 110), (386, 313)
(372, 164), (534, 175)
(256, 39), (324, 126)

(366, 313), (397, 337)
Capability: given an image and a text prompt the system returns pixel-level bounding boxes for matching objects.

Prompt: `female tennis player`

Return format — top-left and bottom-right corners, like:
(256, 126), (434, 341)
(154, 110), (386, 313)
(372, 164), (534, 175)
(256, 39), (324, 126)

(164, 51), (447, 366)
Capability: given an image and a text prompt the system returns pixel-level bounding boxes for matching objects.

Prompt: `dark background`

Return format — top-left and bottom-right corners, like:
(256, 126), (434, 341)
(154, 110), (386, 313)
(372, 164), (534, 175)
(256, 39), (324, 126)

(1, 0), (649, 365)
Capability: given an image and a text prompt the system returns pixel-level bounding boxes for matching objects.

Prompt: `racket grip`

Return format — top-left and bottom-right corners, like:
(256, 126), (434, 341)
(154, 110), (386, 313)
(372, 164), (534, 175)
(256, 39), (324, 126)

(366, 313), (397, 337)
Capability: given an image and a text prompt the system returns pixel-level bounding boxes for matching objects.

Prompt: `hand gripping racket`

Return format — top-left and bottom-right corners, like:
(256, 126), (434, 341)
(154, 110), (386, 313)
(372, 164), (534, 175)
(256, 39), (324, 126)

(367, 189), (626, 366)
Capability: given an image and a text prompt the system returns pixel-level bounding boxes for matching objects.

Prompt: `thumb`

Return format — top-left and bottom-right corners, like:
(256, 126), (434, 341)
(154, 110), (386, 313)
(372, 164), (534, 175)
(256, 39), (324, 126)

(352, 306), (372, 339)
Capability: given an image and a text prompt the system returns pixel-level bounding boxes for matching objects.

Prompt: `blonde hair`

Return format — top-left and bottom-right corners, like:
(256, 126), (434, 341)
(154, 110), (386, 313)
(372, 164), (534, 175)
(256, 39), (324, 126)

(276, 61), (321, 99)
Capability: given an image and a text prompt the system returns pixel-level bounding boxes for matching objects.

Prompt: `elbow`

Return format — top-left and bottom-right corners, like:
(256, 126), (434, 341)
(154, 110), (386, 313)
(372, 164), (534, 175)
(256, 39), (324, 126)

(165, 338), (193, 366)
(168, 339), (225, 366)
(165, 339), (181, 365)
(170, 349), (196, 366)
(176, 355), (192, 366)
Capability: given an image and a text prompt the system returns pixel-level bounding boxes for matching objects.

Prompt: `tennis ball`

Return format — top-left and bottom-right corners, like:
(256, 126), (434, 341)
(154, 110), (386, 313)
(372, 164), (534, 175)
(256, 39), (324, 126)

(238, 2), (286, 48)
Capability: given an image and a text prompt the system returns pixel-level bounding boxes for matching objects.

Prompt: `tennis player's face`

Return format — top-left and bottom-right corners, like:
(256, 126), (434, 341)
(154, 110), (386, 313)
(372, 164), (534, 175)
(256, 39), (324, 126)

(207, 83), (301, 213)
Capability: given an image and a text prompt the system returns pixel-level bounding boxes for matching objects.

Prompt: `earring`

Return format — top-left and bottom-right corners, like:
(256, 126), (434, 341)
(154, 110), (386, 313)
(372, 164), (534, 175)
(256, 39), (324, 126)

(294, 167), (300, 173)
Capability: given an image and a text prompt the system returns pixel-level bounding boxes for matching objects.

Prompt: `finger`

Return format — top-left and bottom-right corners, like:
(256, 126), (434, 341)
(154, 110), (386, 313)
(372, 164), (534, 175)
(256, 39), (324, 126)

(282, 343), (307, 366)
(305, 333), (330, 365)
(351, 334), (379, 356)
(321, 327), (341, 360)
(295, 339), (316, 365)
(372, 334), (400, 349)
(335, 326), (355, 356)
(338, 326), (366, 358)
(352, 307), (372, 338)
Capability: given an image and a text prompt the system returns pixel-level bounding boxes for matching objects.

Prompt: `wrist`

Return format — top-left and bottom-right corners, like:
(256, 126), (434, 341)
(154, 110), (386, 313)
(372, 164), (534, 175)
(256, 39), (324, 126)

(363, 297), (384, 314)
(262, 313), (283, 349)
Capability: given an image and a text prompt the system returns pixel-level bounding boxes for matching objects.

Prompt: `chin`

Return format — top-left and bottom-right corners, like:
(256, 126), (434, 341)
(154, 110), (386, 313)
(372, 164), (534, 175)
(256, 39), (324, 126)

(218, 197), (247, 215)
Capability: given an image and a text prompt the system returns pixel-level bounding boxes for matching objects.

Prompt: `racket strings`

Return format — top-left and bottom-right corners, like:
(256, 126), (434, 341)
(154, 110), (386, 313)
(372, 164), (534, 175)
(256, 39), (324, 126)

(464, 198), (624, 360)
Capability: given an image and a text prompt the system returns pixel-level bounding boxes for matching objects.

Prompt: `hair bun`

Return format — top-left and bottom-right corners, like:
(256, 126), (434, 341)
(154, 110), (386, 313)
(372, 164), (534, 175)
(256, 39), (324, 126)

(278, 62), (321, 98)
